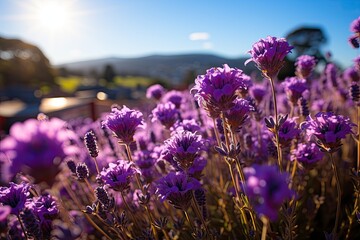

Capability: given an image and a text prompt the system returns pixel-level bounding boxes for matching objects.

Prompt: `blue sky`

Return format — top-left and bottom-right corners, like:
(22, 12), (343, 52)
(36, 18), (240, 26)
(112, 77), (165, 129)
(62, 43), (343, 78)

(0, 0), (359, 67)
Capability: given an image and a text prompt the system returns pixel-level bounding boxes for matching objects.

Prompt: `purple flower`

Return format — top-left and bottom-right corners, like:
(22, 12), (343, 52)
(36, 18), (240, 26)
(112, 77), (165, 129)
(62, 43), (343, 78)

(191, 64), (246, 118)
(250, 84), (267, 103)
(298, 97), (310, 117)
(187, 156), (207, 180)
(350, 16), (360, 33)
(238, 74), (253, 96)
(146, 84), (165, 100)
(225, 98), (254, 131)
(291, 143), (324, 167)
(282, 77), (308, 104)
(104, 106), (144, 145)
(244, 165), (293, 221)
(94, 186), (112, 210)
(0, 182), (29, 215)
(162, 131), (204, 170)
(151, 102), (179, 129)
(163, 90), (183, 109)
(354, 56), (360, 72)
(171, 119), (201, 134)
(343, 67), (360, 83)
(84, 130), (99, 158)
(155, 172), (201, 209)
(349, 35), (360, 48)
(295, 55), (317, 79)
(134, 150), (157, 183)
(0, 118), (76, 185)
(278, 118), (301, 147)
(100, 160), (137, 192)
(350, 82), (360, 103)
(246, 36), (293, 79)
(300, 112), (355, 152)
(31, 194), (59, 221)
(20, 208), (42, 239)
(0, 205), (11, 221)
(325, 63), (338, 88)
(76, 163), (89, 181)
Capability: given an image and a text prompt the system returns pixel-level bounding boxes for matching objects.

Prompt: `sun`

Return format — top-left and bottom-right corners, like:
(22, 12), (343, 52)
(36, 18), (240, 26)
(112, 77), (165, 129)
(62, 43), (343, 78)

(32, 0), (73, 33)
(34, 1), (70, 30)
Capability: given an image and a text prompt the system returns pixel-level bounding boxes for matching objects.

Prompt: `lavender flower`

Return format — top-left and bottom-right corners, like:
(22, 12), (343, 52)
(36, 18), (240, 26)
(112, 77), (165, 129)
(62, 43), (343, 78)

(31, 194), (59, 221)
(238, 74), (253, 96)
(343, 67), (360, 83)
(162, 131), (204, 170)
(104, 106), (144, 145)
(225, 98), (254, 131)
(191, 64), (246, 118)
(244, 165), (293, 221)
(0, 118), (76, 185)
(163, 90), (183, 109)
(0, 182), (29, 215)
(354, 56), (360, 72)
(146, 84), (165, 100)
(291, 143), (324, 167)
(155, 172), (201, 209)
(350, 16), (360, 33)
(349, 35), (360, 48)
(282, 77), (308, 104)
(20, 208), (42, 239)
(100, 160), (137, 192)
(278, 118), (301, 147)
(171, 119), (201, 134)
(84, 131), (99, 158)
(295, 55), (317, 79)
(0, 205), (11, 221)
(51, 220), (82, 240)
(348, 17), (360, 48)
(325, 63), (338, 88)
(350, 82), (360, 103)
(95, 186), (112, 210)
(76, 163), (89, 181)
(66, 159), (77, 174)
(134, 151), (157, 183)
(246, 36), (293, 79)
(298, 97), (310, 117)
(187, 156), (207, 180)
(250, 84), (267, 104)
(300, 112), (355, 152)
(151, 102), (179, 129)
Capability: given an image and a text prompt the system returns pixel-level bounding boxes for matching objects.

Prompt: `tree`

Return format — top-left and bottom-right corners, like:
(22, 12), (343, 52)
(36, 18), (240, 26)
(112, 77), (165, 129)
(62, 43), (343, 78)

(103, 64), (116, 83)
(0, 37), (55, 89)
(285, 26), (327, 63)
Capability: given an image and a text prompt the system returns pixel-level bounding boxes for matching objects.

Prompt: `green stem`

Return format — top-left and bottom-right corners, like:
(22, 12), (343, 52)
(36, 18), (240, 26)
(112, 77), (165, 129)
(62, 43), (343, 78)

(357, 105), (360, 173)
(183, 210), (195, 232)
(191, 192), (212, 239)
(261, 217), (268, 240)
(17, 215), (29, 240)
(93, 156), (100, 175)
(269, 76), (283, 172)
(125, 143), (158, 240)
(330, 153), (341, 238)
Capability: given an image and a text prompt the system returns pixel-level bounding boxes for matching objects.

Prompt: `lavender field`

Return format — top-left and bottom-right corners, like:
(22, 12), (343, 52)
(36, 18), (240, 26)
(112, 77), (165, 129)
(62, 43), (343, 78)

(1, 17), (360, 240)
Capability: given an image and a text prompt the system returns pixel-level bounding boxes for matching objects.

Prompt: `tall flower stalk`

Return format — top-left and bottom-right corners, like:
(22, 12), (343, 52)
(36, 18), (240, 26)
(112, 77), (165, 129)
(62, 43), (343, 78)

(104, 105), (158, 239)
(246, 36), (294, 171)
(301, 112), (355, 238)
(329, 153), (341, 238)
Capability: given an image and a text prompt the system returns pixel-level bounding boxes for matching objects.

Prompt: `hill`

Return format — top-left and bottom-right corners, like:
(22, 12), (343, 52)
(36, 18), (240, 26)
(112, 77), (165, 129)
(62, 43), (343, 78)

(55, 54), (259, 85)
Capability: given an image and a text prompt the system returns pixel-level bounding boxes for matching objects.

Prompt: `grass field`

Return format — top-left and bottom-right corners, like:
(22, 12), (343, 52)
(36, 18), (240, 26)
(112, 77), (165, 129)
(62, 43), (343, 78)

(56, 75), (155, 93)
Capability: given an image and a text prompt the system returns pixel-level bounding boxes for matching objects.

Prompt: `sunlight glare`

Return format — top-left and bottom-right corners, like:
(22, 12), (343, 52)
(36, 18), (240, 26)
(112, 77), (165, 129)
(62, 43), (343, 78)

(33, 0), (72, 32)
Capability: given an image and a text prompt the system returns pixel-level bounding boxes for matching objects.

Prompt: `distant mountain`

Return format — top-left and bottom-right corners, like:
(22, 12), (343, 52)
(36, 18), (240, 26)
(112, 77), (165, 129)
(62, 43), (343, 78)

(55, 54), (259, 85)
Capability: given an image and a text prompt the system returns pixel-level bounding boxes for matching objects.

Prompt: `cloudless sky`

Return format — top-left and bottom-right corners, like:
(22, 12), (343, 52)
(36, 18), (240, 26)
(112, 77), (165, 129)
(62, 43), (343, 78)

(0, 0), (359, 67)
